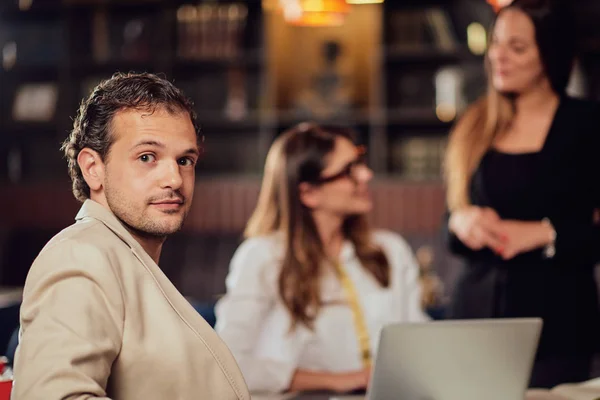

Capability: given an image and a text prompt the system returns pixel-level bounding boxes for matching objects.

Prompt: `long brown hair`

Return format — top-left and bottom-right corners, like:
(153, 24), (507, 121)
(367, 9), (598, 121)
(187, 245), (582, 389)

(245, 122), (390, 329)
(444, 0), (576, 210)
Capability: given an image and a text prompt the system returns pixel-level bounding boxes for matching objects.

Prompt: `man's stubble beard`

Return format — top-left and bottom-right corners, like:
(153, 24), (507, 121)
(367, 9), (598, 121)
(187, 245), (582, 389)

(104, 186), (188, 240)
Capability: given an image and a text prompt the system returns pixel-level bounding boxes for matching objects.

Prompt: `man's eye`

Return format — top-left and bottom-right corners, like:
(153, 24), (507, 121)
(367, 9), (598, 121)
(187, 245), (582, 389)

(178, 157), (195, 166)
(139, 154), (156, 163)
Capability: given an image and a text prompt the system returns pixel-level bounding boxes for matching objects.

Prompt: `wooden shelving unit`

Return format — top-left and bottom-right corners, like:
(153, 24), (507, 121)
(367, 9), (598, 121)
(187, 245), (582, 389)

(0, 0), (270, 181)
(1, 0), (600, 183)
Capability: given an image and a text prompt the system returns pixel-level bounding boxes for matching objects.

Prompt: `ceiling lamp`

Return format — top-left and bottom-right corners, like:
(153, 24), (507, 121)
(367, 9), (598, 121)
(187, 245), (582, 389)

(486, 0), (513, 12)
(278, 0), (351, 27)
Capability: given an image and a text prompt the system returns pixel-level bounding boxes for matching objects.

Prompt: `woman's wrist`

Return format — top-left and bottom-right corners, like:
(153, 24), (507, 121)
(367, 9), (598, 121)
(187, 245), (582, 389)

(539, 218), (556, 257)
(289, 370), (338, 392)
(448, 207), (469, 235)
(324, 372), (340, 391)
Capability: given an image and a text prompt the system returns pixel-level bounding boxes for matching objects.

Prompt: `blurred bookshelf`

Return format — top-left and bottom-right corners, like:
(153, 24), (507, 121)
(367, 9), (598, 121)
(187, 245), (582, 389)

(1, 0), (599, 184)
(0, 0), (269, 181)
(375, 0), (491, 179)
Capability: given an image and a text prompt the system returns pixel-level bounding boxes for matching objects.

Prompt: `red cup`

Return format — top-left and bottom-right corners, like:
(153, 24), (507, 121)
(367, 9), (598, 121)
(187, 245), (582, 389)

(0, 380), (12, 400)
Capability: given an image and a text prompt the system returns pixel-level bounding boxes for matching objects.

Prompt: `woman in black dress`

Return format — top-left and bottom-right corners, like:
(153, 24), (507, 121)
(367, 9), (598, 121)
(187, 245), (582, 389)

(443, 0), (600, 389)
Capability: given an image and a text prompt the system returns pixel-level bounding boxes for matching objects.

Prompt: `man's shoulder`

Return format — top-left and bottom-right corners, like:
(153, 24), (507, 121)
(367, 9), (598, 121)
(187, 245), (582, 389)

(20, 218), (131, 309)
(31, 219), (129, 277)
(45, 218), (123, 252)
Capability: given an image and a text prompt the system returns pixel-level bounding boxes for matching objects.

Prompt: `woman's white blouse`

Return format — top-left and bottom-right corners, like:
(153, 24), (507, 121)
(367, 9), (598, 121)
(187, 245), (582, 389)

(214, 230), (428, 393)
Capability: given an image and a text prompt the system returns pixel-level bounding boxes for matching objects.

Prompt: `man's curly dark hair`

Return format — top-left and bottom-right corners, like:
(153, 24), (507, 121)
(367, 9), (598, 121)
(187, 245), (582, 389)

(61, 72), (200, 202)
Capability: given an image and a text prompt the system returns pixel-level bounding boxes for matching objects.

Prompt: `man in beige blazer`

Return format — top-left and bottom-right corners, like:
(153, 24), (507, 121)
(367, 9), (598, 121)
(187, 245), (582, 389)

(11, 72), (251, 400)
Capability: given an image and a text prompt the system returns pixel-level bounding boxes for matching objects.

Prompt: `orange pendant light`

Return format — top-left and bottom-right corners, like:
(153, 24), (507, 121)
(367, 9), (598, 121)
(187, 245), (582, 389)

(486, 0), (513, 12)
(279, 0), (351, 27)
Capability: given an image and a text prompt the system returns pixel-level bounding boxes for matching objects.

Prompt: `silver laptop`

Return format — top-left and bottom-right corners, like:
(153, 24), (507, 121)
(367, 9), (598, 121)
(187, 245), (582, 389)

(366, 318), (543, 400)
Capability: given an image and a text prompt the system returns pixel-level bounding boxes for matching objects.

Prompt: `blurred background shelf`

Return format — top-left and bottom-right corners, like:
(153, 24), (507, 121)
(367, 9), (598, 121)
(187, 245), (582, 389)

(385, 108), (453, 128)
(385, 47), (483, 64)
(68, 61), (157, 76)
(195, 111), (263, 131)
(0, 66), (61, 81)
(173, 59), (263, 75)
(0, 122), (60, 136)
(0, 0), (599, 182)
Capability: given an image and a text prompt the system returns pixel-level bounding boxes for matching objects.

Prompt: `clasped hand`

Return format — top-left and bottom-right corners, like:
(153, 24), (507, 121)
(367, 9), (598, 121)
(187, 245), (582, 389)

(449, 206), (551, 260)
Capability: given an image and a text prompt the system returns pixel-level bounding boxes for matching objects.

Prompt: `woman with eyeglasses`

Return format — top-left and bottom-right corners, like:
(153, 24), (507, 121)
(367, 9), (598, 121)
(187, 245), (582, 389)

(215, 122), (428, 394)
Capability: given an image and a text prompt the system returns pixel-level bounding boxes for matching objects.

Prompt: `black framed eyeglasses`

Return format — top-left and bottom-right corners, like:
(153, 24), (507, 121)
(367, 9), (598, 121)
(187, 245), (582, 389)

(315, 145), (367, 184)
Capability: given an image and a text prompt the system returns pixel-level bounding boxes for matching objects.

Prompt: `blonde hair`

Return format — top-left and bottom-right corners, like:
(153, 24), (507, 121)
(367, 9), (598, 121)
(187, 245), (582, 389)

(444, 88), (514, 210)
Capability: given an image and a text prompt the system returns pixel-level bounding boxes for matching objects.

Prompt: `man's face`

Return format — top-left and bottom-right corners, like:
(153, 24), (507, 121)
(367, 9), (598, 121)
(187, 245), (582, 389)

(99, 107), (199, 238)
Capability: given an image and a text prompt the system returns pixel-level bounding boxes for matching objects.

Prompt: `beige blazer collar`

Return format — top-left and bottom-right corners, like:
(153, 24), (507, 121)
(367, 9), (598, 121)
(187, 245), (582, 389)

(75, 199), (144, 250)
(74, 199), (184, 299)
(75, 199), (250, 399)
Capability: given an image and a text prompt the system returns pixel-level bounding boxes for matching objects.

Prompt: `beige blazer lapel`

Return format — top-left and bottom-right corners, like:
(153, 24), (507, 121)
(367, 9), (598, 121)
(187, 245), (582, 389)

(75, 200), (250, 400)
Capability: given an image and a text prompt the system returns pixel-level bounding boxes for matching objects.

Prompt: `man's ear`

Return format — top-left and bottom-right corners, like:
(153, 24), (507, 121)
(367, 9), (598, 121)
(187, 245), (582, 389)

(77, 148), (105, 192)
(298, 182), (320, 209)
